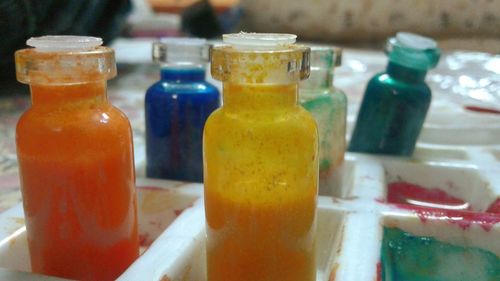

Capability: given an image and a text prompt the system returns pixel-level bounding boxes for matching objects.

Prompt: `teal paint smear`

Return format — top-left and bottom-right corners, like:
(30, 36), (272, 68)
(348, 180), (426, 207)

(301, 90), (346, 172)
(381, 227), (500, 281)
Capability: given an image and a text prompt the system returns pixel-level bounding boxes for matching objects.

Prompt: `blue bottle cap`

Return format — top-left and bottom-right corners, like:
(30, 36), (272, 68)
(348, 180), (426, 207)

(386, 32), (441, 71)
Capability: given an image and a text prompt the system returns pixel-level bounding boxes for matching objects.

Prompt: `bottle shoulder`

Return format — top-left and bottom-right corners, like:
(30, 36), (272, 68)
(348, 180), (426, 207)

(16, 104), (134, 160)
(206, 106), (317, 133)
(17, 102), (131, 138)
(300, 87), (347, 106)
(367, 73), (431, 97)
(296, 105), (319, 129)
(204, 106), (318, 157)
(147, 79), (220, 96)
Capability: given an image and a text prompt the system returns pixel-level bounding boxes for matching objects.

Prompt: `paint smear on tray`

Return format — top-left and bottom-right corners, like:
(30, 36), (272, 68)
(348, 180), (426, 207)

(387, 182), (470, 211)
(381, 227), (500, 281)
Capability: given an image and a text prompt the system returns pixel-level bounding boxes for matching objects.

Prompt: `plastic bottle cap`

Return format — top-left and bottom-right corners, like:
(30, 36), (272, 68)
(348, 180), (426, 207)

(396, 32), (437, 50)
(17, 36), (115, 84)
(386, 32), (440, 70)
(27, 36), (103, 52)
(223, 32), (297, 50)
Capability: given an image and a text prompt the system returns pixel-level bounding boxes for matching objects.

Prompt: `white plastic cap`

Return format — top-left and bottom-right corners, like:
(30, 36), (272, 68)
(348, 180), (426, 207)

(223, 32), (297, 50)
(27, 35), (103, 52)
(396, 32), (437, 50)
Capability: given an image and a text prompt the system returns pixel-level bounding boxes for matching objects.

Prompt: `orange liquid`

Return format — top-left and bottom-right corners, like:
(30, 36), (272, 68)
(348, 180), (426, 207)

(204, 83), (318, 281)
(16, 82), (139, 280)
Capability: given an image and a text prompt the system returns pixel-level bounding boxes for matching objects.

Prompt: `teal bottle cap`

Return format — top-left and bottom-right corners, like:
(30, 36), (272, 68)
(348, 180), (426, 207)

(386, 32), (441, 71)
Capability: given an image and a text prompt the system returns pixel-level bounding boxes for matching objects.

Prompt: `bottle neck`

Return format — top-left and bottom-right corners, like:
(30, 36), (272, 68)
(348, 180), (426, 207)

(30, 81), (107, 106)
(160, 66), (206, 82)
(300, 69), (334, 90)
(386, 61), (427, 83)
(223, 83), (298, 110)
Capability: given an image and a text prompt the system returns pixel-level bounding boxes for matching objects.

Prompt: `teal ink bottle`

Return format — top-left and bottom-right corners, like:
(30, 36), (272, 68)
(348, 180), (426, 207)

(145, 38), (220, 182)
(300, 47), (347, 192)
(348, 32), (440, 156)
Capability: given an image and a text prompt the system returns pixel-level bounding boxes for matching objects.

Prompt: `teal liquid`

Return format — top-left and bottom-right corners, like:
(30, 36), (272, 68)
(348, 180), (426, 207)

(349, 63), (431, 156)
(381, 227), (500, 281)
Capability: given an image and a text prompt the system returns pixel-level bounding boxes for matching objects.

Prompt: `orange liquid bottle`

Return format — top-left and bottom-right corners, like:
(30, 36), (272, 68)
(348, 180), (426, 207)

(15, 36), (139, 280)
(204, 33), (318, 281)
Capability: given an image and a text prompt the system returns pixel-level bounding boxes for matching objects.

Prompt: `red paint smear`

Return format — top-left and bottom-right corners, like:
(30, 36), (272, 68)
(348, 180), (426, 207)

(138, 185), (170, 191)
(392, 203), (500, 231)
(174, 203), (194, 217)
(387, 182), (471, 211)
(464, 105), (500, 114)
(376, 262), (382, 281)
(138, 233), (152, 247)
(383, 182), (500, 232)
(486, 199), (500, 214)
(148, 220), (164, 230)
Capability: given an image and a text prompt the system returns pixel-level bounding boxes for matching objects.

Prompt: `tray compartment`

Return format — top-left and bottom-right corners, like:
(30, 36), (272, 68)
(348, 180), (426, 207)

(382, 160), (495, 212)
(381, 211), (500, 281)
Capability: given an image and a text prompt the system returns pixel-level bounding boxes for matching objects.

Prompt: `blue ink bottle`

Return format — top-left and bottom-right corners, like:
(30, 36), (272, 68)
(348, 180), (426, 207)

(145, 38), (220, 182)
(348, 32), (440, 156)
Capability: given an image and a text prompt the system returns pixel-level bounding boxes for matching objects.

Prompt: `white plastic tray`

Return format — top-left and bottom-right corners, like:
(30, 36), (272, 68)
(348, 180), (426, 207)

(1, 147), (499, 281)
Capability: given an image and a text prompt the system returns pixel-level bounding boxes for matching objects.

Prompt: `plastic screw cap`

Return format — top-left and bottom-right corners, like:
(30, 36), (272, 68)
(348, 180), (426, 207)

(16, 35), (115, 84)
(396, 32), (437, 50)
(211, 32), (310, 83)
(386, 32), (441, 70)
(27, 36), (102, 52)
(223, 32), (297, 50)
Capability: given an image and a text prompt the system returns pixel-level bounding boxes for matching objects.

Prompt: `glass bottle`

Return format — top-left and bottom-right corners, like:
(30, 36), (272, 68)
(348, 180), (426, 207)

(348, 32), (441, 156)
(145, 38), (220, 182)
(300, 47), (347, 193)
(204, 33), (318, 281)
(15, 36), (139, 281)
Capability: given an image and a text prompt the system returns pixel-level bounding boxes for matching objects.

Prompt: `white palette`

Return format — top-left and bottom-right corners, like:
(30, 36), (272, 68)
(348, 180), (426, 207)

(1, 145), (499, 281)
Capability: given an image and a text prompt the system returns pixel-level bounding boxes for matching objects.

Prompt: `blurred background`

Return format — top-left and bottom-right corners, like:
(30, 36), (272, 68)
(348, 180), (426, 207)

(2, 0), (498, 81)
(0, 0), (499, 81)
(2, 0), (499, 69)
(129, 0), (500, 52)
(131, 0), (500, 53)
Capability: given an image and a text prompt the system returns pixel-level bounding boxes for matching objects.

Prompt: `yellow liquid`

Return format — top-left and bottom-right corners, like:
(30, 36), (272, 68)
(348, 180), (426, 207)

(204, 83), (318, 281)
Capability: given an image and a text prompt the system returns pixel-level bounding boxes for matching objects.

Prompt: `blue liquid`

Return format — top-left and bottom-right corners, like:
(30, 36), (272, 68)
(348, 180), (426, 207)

(145, 67), (220, 182)
(348, 62), (431, 156)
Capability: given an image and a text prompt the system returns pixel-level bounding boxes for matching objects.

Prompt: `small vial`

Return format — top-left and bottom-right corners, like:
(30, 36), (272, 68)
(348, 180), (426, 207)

(349, 32), (441, 156)
(15, 36), (139, 281)
(145, 38), (220, 182)
(205, 32), (318, 281)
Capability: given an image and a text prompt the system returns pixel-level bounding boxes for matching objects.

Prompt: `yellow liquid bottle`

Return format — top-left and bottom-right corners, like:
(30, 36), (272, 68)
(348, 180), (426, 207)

(204, 33), (318, 281)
